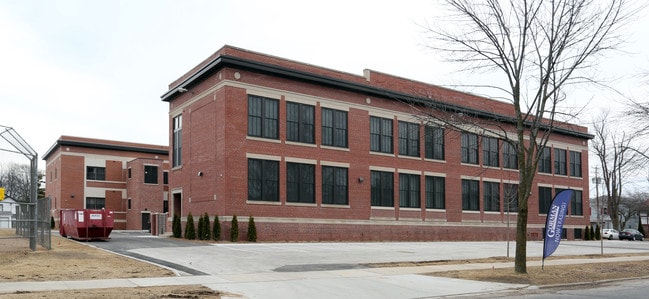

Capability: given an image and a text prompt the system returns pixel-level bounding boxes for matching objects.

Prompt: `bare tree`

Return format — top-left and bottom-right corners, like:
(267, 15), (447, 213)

(424, 0), (636, 273)
(625, 99), (649, 137)
(591, 111), (649, 231)
(0, 162), (32, 202)
(619, 192), (649, 229)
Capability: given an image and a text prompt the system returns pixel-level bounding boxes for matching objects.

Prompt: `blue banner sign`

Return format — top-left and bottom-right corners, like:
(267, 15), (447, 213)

(543, 189), (573, 260)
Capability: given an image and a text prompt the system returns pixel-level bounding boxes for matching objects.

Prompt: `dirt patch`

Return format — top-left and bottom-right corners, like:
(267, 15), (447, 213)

(0, 230), (224, 298)
(367, 253), (649, 286)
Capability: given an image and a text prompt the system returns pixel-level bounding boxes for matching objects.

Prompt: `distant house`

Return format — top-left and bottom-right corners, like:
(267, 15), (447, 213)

(43, 136), (169, 231)
(0, 195), (18, 228)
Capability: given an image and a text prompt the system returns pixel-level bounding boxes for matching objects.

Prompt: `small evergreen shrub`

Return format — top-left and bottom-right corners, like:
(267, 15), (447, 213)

(197, 214), (205, 240)
(590, 225), (595, 241)
(595, 224), (601, 240)
(230, 214), (239, 242)
(185, 213), (196, 240)
(247, 215), (257, 242)
(172, 214), (182, 238)
(202, 212), (211, 240)
(584, 225), (591, 240)
(213, 214), (221, 241)
(51, 216), (55, 229)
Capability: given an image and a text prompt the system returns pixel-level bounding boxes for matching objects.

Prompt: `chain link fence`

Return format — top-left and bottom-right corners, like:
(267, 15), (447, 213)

(12, 198), (51, 250)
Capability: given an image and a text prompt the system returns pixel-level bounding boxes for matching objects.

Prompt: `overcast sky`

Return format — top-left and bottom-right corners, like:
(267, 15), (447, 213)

(1, 0), (648, 190)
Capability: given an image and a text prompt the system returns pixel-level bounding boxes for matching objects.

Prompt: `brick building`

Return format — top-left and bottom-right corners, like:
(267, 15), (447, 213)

(43, 136), (169, 230)
(161, 45), (591, 241)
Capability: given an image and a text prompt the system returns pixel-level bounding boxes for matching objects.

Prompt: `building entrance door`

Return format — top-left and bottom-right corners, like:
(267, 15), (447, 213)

(141, 212), (151, 232)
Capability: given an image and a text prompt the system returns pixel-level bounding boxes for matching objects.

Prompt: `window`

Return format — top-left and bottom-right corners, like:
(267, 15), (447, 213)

(503, 183), (519, 212)
(127, 198), (132, 210)
(163, 200), (169, 214)
(370, 116), (393, 153)
(86, 197), (105, 209)
(399, 173), (420, 208)
(86, 166), (105, 181)
(248, 95), (279, 139)
(322, 166), (348, 205)
(163, 172), (169, 185)
(570, 151), (582, 177)
(425, 176), (445, 209)
(461, 133), (478, 164)
(425, 126), (444, 160)
(287, 102), (314, 143)
(554, 148), (567, 175)
(538, 186), (553, 214)
(127, 168), (132, 179)
(571, 190), (583, 216)
(144, 165), (158, 184)
(483, 137), (499, 167)
(173, 114), (182, 167)
(322, 108), (347, 147)
(574, 228), (583, 240)
(371, 171), (393, 207)
(248, 159), (279, 202)
(503, 142), (518, 169)
(483, 181), (500, 212)
(287, 162), (315, 203)
(538, 147), (551, 173)
(398, 121), (419, 157)
(461, 179), (479, 211)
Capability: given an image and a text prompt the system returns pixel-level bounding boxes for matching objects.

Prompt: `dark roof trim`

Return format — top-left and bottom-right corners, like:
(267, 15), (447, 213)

(162, 55), (593, 140)
(42, 140), (168, 161)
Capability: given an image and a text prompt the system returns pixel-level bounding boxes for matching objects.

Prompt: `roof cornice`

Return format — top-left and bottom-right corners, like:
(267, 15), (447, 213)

(42, 139), (168, 161)
(161, 54), (593, 140)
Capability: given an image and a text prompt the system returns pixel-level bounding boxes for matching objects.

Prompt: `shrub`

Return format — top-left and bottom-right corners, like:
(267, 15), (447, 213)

(213, 215), (221, 241)
(172, 214), (182, 238)
(50, 216), (55, 229)
(230, 214), (239, 242)
(197, 214), (205, 240)
(202, 213), (211, 240)
(247, 215), (257, 242)
(185, 213), (196, 240)
(584, 225), (591, 240)
(590, 225), (595, 241)
(595, 224), (601, 240)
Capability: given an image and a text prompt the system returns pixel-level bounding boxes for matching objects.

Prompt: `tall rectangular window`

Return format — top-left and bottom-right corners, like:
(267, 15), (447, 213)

(425, 126), (444, 160)
(173, 114), (182, 167)
(163, 172), (169, 185)
(248, 95), (279, 139)
(322, 108), (347, 148)
(287, 162), (315, 203)
(322, 166), (348, 205)
(425, 176), (445, 209)
(86, 166), (105, 181)
(483, 181), (500, 212)
(398, 121), (420, 157)
(483, 137), (499, 167)
(503, 183), (519, 213)
(503, 141), (518, 169)
(86, 197), (105, 209)
(399, 173), (420, 208)
(144, 165), (158, 184)
(554, 148), (567, 175)
(570, 151), (582, 177)
(538, 186), (553, 214)
(571, 190), (583, 216)
(248, 159), (279, 202)
(370, 116), (393, 153)
(461, 179), (479, 211)
(286, 102), (314, 144)
(461, 133), (478, 164)
(538, 147), (552, 173)
(371, 171), (393, 207)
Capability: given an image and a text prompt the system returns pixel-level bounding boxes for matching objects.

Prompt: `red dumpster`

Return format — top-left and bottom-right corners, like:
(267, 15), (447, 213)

(59, 209), (114, 241)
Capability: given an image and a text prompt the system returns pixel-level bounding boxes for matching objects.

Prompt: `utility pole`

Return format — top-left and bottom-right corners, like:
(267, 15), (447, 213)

(592, 166), (603, 255)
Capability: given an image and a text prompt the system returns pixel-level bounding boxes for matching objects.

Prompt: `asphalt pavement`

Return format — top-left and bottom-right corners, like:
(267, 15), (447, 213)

(1, 231), (648, 298)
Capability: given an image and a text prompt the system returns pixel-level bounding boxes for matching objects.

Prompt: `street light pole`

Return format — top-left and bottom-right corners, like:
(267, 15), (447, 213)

(592, 166), (602, 255)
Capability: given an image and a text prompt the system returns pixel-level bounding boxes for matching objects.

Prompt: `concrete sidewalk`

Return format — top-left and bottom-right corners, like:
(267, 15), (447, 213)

(1, 254), (647, 298)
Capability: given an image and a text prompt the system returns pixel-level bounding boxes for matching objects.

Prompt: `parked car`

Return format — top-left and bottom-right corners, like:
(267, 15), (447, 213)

(602, 229), (619, 240)
(618, 229), (644, 241)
